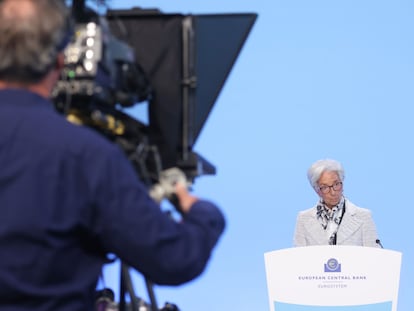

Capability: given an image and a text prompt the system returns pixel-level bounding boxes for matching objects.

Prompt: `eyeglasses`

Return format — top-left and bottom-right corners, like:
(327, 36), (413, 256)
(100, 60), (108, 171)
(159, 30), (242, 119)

(318, 181), (343, 194)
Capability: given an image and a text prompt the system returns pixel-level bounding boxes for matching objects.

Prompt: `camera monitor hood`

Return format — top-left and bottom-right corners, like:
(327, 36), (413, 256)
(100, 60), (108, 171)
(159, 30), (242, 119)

(106, 9), (257, 178)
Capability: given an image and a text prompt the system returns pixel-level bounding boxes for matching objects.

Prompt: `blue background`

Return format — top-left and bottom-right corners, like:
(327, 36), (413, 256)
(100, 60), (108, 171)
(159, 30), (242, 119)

(96, 0), (413, 310)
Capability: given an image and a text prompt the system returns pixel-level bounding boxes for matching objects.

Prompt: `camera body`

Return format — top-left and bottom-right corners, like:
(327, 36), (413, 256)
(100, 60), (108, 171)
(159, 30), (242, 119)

(53, 9), (151, 108)
(52, 4), (166, 191)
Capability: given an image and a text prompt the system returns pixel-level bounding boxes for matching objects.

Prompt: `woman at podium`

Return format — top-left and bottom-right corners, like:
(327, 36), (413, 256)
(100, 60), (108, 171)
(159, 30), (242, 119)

(293, 159), (381, 247)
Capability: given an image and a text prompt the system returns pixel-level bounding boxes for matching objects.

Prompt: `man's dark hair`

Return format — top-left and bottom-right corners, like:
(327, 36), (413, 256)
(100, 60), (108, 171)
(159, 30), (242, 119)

(0, 0), (71, 84)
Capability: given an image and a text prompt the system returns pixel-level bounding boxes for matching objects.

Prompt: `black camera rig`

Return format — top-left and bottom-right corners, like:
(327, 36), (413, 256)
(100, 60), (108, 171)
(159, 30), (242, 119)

(53, 0), (256, 310)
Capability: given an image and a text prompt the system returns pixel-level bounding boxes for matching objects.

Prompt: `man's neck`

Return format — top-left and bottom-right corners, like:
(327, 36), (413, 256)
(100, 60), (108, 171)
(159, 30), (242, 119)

(0, 80), (50, 99)
(0, 53), (63, 98)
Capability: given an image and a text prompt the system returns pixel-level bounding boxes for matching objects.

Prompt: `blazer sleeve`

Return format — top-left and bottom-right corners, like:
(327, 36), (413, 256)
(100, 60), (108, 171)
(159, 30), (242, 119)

(361, 209), (381, 248)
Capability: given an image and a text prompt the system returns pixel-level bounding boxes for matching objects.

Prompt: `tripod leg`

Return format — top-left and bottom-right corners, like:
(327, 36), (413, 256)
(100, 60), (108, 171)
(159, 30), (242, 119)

(119, 262), (141, 311)
(145, 278), (159, 311)
(119, 263), (126, 311)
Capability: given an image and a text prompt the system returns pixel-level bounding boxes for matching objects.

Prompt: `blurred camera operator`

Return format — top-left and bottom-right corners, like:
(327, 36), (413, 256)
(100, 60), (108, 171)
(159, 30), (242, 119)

(0, 1), (225, 310)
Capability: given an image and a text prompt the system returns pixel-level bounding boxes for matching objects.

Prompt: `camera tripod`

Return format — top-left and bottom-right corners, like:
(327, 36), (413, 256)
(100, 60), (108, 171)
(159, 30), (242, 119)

(118, 262), (180, 311)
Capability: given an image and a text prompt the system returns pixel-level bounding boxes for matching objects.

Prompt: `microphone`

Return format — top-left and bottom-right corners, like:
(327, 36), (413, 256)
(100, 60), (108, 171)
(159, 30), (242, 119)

(376, 239), (384, 248)
(329, 232), (337, 245)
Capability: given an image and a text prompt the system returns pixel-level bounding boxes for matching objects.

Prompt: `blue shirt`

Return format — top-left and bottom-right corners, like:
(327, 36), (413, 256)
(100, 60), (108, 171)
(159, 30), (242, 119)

(0, 89), (225, 311)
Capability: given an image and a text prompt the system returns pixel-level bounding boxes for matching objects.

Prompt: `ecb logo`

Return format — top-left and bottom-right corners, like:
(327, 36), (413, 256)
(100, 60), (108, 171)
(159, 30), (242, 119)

(324, 258), (341, 272)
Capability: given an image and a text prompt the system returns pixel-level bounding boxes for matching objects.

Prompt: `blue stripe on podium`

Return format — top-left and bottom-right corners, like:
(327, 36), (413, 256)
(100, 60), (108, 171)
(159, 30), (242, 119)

(274, 301), (392, 311)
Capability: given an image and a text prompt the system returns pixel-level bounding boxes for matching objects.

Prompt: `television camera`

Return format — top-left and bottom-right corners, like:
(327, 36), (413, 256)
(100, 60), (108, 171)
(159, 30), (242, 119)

(52, 0), (256, 310)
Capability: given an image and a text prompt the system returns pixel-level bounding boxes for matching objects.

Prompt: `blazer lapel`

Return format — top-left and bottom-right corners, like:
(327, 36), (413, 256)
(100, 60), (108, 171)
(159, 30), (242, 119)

(336, 201), (362, 244)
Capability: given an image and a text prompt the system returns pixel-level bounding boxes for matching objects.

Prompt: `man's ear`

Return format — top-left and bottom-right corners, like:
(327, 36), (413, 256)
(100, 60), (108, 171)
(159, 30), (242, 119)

(55, 53), (65, 71)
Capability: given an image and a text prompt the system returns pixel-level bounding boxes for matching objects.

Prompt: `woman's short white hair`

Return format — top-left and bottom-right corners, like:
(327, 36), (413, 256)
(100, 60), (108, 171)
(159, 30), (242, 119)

(307, 159), (345, 189)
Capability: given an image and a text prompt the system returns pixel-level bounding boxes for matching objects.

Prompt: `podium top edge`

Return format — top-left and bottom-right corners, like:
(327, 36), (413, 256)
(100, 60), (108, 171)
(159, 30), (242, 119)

(264, 245), (403, 257)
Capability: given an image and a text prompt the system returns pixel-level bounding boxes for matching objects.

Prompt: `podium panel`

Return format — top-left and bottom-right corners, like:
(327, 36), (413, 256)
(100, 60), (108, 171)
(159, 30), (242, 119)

(264, 246), (402, 311)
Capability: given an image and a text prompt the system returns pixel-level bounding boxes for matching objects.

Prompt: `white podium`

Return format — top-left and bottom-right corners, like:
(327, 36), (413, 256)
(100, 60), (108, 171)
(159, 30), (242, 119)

(264, 246), (402, 311)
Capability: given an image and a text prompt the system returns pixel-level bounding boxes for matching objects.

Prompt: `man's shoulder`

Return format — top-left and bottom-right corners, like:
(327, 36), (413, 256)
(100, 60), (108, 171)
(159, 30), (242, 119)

(1, 88), (120, 155)
(35, 111), (121, 163)
(57, 116), (118, 152)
